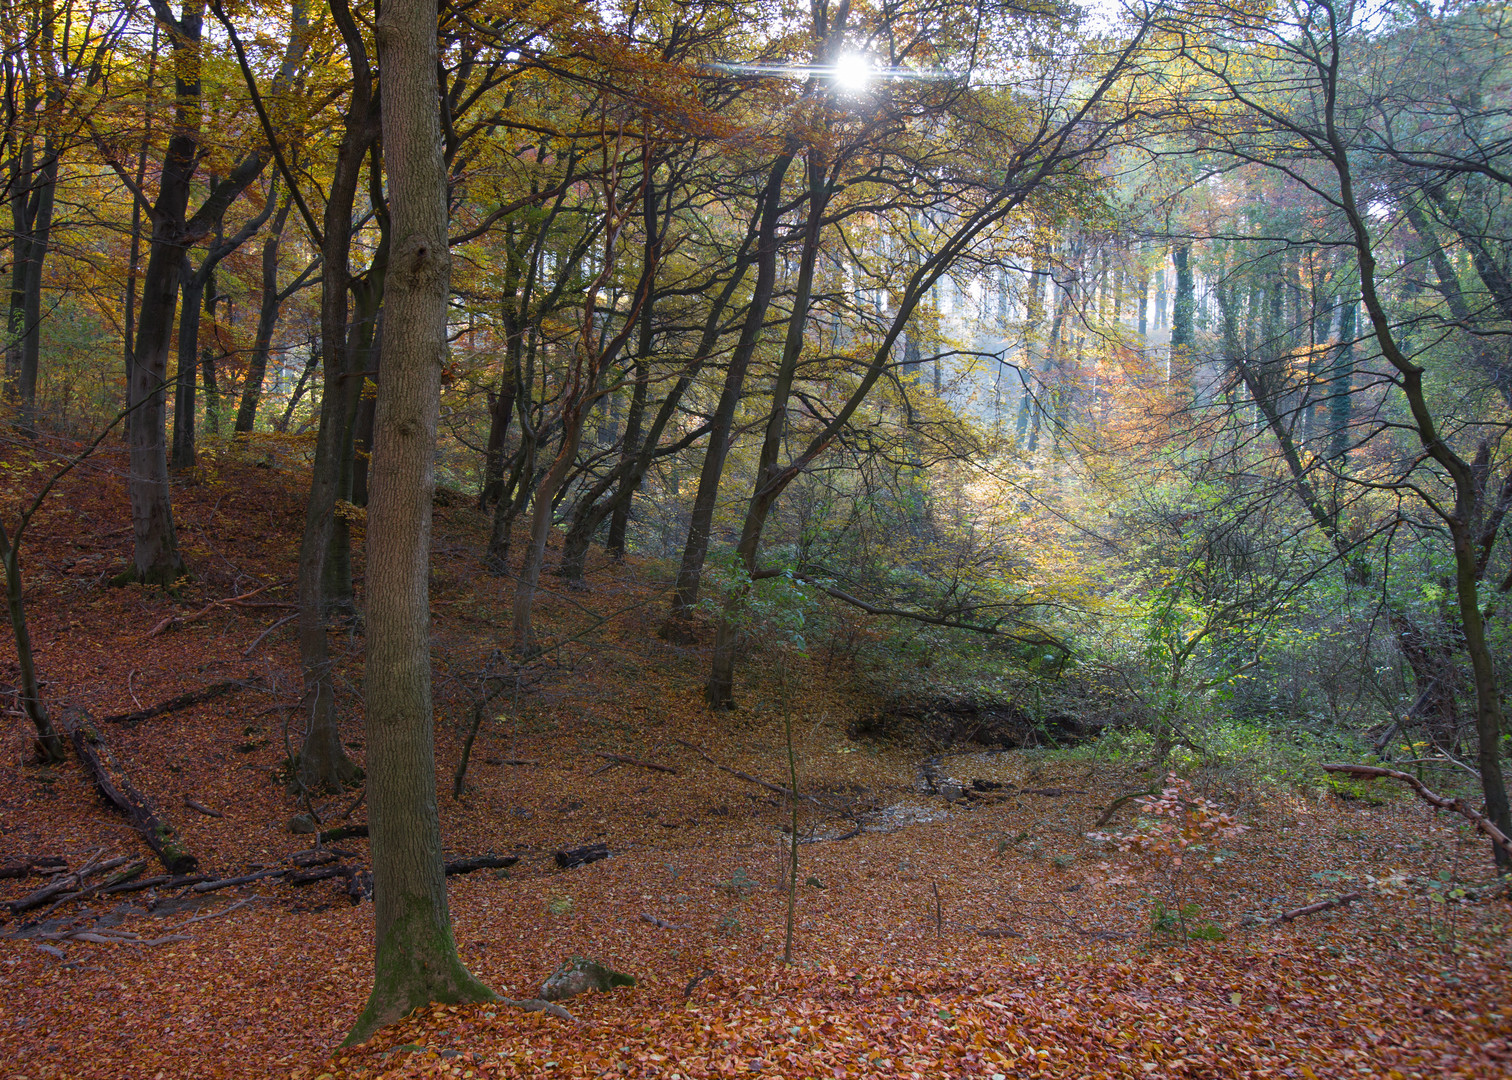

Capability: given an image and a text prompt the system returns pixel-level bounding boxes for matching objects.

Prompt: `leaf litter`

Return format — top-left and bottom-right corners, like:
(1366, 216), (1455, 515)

(0, 448), (1508, 1079)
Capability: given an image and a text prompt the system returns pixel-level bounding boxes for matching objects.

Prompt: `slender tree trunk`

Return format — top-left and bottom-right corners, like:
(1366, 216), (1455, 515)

(661, 151), (794, 640)
(0, 520), (63, 762)
(170, 261), (203, 470)
(128, 217), (191, 584)
(128, 0), (275, 584)
(604, 363), (647, 562)
(477, 367), (516, 509)
(511, 423), (582, 653)
(708, 158), (827, 707)
(1170, 243), (1195, 357)
(10, 145), (57, 435)
(293, 0), (374, 792)
(122, 23), (160, 441)
(348, 0), (494, 1041)
(236, 193), (294, 432)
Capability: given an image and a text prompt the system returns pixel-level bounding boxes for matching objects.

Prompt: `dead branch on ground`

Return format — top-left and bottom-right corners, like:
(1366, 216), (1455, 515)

(1320, 764), (1512, 860)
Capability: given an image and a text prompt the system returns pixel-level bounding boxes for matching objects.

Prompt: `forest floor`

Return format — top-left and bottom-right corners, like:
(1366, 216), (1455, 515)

(0, 441), (1509, 1079)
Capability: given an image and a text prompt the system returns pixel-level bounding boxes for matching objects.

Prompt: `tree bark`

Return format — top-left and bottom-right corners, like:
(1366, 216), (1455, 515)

(348, 0), (494, 1042)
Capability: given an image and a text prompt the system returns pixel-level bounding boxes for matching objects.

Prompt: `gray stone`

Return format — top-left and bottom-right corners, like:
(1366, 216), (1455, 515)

(287, 814), (316, 834)
(539, 956), (635, 1001)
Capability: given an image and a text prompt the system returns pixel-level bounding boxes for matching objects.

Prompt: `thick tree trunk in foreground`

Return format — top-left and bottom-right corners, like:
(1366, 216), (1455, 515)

(347, 0), (493, 1044)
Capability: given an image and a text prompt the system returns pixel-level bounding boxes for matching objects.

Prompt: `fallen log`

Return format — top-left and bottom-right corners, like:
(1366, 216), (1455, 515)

(5, 855), (135, 913)
(100, 678), (258, 725)
(184, 798), (224, 818)
(318, 824), (368, 844)
(1277, 892), (1363, 922)
(1320, 764), (1512, 860)
(62, 712), (198, 875)
(0, 856), (66, 879)
(286, 864), (365, 904)
(289, 851), (338, 868)
(555, 843), (610, 869)
(101, 874), (169, 895)
(191, 868), (287, 893)
(445, 855), (519, 875)
(639, 913), (683, 930)
(592, 752), (678, 776)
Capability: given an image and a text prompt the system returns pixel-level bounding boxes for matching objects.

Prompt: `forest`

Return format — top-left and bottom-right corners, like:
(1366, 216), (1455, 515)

(0, 0), (1510, 1075)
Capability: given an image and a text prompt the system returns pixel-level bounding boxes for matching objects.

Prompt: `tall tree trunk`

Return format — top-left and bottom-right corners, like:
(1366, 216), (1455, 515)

(1329, 290), (1355, 463)
(293, 0), (373, 793)
(236, 192), (295, 433)
(7, 142), (57, 435)
(660, 150), (795, 640)
(477, 367), (516, 509)
(348, 0), (494, 1042)
(170, 260), (204, 470)
(1170, 242), (1195, 357)
(122, 23), (161, 442)
(708, 155), (827, 707)
(511, 423), (581, 653)
(128, 0), (289, 583)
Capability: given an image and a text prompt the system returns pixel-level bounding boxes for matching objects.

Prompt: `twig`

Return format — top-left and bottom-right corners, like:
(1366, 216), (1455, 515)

(639, 913), (683, 930)
(167, 895), (261, 931)
(184, 798), (224, 818)
(592, 752), (678, 775)
(798, 825), (863, 844)
(145, 581), (286, 638)
(674, 740), (827, 808)
(1094, 789), (1157, 828)
(243, 614), (297, 657)
(932, 881), (942, 938)
(191, 868), (288, 892)
(101, 678), (260, 725)
(1320, 764), (1512, 859)
(1277, 892), (1362, 922)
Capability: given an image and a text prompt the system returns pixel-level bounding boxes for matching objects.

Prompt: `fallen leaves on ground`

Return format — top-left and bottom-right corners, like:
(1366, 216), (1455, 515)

(0, 446), (1508, 1079)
